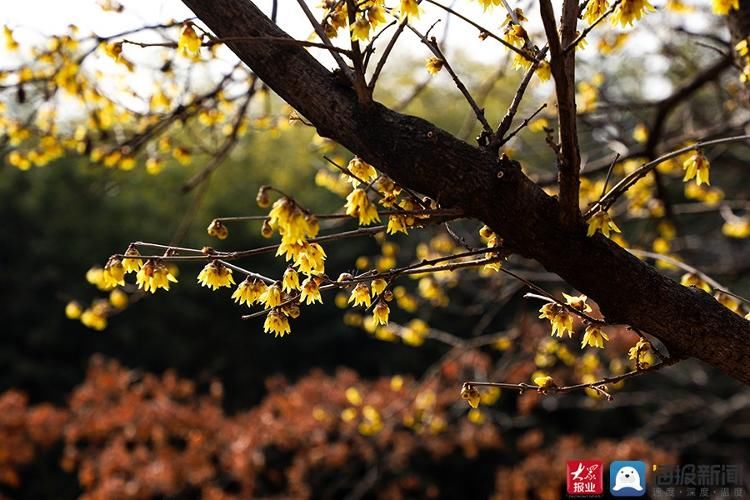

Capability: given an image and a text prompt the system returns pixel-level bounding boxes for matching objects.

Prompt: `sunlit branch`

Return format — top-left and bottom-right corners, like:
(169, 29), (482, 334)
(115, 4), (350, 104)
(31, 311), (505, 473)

(121, 36), (355, 55)
(629, 250), (750, 305)
(563, 0), (621, 53)
(213, 208), (462, 223)
(423, 0), (533, 61)
(344, 0), (372, 104)
(362, 20), (397, 72)
(123, 226), (388, 262)
(540, 0), (581, 227)
(243, 254), (503, 320)
(367, 19), (407, 90)
(407, 25), (494, 138)
(499, 103), (547, 146)
(182, 88), (255, 192)
(465, 356), (679, 400)
(493, 47), (547, 149)
(294, 0), (353, 77)
(586, 134), (750, 217)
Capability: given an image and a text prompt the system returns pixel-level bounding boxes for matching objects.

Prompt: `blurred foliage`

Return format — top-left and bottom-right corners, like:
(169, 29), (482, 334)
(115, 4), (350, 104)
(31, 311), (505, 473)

(0, 356), (676, 499)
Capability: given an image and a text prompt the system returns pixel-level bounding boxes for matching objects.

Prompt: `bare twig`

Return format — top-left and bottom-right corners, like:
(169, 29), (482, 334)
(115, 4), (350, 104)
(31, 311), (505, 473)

(407, 25), (494, 139)
(295, 0), (353, 77)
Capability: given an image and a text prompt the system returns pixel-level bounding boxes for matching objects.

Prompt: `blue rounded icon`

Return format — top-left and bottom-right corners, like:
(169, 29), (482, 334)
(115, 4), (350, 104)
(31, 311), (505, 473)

(609, 461), (647, 497)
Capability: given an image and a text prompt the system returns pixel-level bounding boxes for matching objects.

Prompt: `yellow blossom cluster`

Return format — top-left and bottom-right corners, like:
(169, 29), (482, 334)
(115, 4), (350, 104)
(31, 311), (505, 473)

(682, 151), (711, 186)
(611, 0), (655, 27)
(587, 209), (621, 238)
(345, 188), (380, 226)
(1, 20), (253, 176)
(713, 0), (739, 15)
(722, 217), (750, 239)
(628, 338), (655, 368)
(197, 261), (235, 290)
(136, 260), (178, 293)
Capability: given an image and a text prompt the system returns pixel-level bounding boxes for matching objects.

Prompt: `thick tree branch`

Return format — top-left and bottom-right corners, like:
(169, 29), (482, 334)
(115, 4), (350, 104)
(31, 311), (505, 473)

(181, 0), (750, 385)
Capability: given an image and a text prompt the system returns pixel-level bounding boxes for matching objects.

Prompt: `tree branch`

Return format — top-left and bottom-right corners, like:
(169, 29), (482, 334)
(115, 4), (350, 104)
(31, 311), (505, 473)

(540, 0), (581, 227)
(181, 0), (750, 385)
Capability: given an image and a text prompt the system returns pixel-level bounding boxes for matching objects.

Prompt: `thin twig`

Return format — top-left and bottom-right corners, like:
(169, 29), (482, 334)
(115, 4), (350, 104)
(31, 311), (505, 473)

(295, 0), (353, 77)
(407, 25), (494, 137)
(586, 134), (750, 217)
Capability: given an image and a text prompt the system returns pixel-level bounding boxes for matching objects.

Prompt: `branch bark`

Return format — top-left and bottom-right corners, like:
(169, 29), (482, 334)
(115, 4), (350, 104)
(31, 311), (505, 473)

(181, 0), (750, 385)
(540, 0), (581, 227)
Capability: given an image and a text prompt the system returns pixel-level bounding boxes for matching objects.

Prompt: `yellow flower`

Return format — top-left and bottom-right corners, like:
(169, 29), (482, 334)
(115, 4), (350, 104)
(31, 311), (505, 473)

(682, 152), (710, 186)
(581, 325), (609, 349)
(345, 387), (363, 406)
(722, 218), (750, 238)
(282, 267), (301, 292)
(426, 57), (444, 75)
(584, 0), (609, 24)
(347, 157), (377, 186)
(197, 261), (235, 290)
(372, 301), (390, 325)
(628, 338), (653, 366)
(349, 282), (372, 307)
(512, 52), (533, 72)
(232, 278), (267, 306)
(102, 257), (126, 288)
(136, 260), (178, 293)
(562, 293), (592, 313)
(264, 310), (291, 337)
(680, 272), (711, 293)
(367, 4), (387, 27)
(400, 0), (420, 19)
(172, 146), (192, 165)
(460, 384), (481, 409)
(345, 188), (380, 226)
(715, 291), (742, 314)
(736, 38), (749, 57)
(268, 197), (319, 245)
(633, 123), (649, 143)
(350, 17), (371, 42)
(81, 308), (107, 331)
(3, 26), (19, 51)
(207, 219), (229, 240)
(371, 278), (387, 296)
(533, 375), (556, 389)
(65, 301), (83, 320)
(539, 303), (574, 338)
(712, 0), (739, 14)
(503, 24), (527, 47)
(529, 118), (549, 132)
(294, 242), (327, 275)
(178, 22), (202, 57)
(611, 0), (654, 26)
(535, 61), (551, 81)
(86, 267), (108, 290)
(102, 41), (123, 61)
(586, 209), (621, 238)
(260, 283), (283, 308)
(300, 276), (323, 305)
(467, 408), (485, 424)
(387, 215), (408, 235)
(105, 288), (126, 309)
(666, 0), (695, 12)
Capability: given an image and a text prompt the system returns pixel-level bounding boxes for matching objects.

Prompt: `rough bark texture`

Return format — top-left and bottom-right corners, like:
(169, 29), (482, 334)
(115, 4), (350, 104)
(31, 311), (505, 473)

(182, 0), (750, 385)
